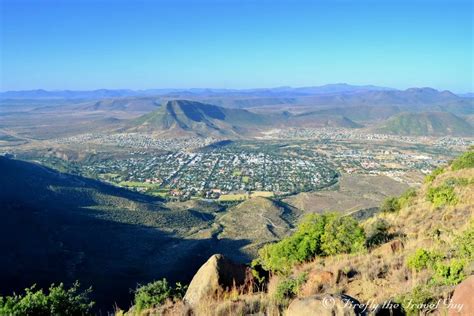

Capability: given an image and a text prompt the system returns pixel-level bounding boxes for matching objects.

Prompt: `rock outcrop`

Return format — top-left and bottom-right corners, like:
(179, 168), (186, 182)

(448, 275), (474, 316)
(183, 254), (247, 307)
(286, 294), (365, 316)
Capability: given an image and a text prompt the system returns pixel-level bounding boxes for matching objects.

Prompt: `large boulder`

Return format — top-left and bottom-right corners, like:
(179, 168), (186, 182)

(286, 294), (366, 316)
(183, 254), (247, 307)
(448, 275), (474, 316)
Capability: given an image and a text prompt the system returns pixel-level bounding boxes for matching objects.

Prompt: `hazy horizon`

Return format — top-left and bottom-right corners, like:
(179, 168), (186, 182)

(0, 83), (471, 95)
(1, 0), (472, 93)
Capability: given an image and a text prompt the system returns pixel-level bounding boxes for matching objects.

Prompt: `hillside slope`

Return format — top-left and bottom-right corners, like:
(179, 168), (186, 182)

(375, 112), (473, 136)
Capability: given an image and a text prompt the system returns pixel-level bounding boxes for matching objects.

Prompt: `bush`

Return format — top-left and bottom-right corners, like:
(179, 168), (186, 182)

(424, 167), (444, 183)
(406, 249), (440, 272)
(258, 213), (366, 274)
(274, 273), (307, 303)
(258, 213), (328, 273)
(426, 184), (457, 207)
(450, 151), (474, 171)
(398, 285), (437, 316)
(433, 259), (465, 286)
(365, 218), (392, 248)
(380, 188), (417, 213)
(454, 221), (474, 260)
(133, 279), (187, 311)
(0, 282), (93, 316)
(380, 197), (400, 213)
(398, 188), (417, 208)
(320, 215), (366, 256)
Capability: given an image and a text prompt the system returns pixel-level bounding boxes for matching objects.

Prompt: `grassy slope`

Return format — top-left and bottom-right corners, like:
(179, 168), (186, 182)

(289, 167), (473, 305)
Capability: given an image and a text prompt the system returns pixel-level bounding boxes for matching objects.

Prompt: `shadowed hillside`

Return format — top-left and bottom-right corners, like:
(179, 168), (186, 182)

(0, 157), (253, 311)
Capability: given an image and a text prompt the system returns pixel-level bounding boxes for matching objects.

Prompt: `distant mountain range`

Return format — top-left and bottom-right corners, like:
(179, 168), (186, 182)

(2, 86), (473, 137)
(0, 83), (395, 100)
(2, 84), (472, 101)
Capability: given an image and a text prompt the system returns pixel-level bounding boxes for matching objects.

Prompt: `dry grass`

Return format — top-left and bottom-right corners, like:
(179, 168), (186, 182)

(281, 166), (474, 306)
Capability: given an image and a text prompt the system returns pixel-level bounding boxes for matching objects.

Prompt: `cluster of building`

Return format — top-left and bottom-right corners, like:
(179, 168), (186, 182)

(263, 128), (473, 150)
(53, 133), (219, 151)
(80, 145), (338, 199)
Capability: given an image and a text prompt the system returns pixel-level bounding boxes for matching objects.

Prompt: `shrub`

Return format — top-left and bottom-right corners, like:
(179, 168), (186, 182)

(0, 282), (93, 316)
(398, 285), (437, 316)
(365, 218), (392, 248)
(258, 213), (328, 273)
(172, 282), (188, 300)
(398, 188), (417, 208)
(134, 279), (179, 311)
(250, 260), (268, 288)
(450, 151), (474, 171)
(320, 215), (366, 256)
(454, 221), (474, 260)
(258, 213), (366, 274)
(426, 184), (457, 207)
(433, 259), (465, 286)
(424, 167), (444, 183)
(274, 273), (307, 303)
(406, 249), (440, 272)
(380, 197), (400, 213)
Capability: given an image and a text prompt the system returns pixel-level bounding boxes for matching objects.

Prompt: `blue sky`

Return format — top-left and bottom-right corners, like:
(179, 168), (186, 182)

(0, 0), (472, 92)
